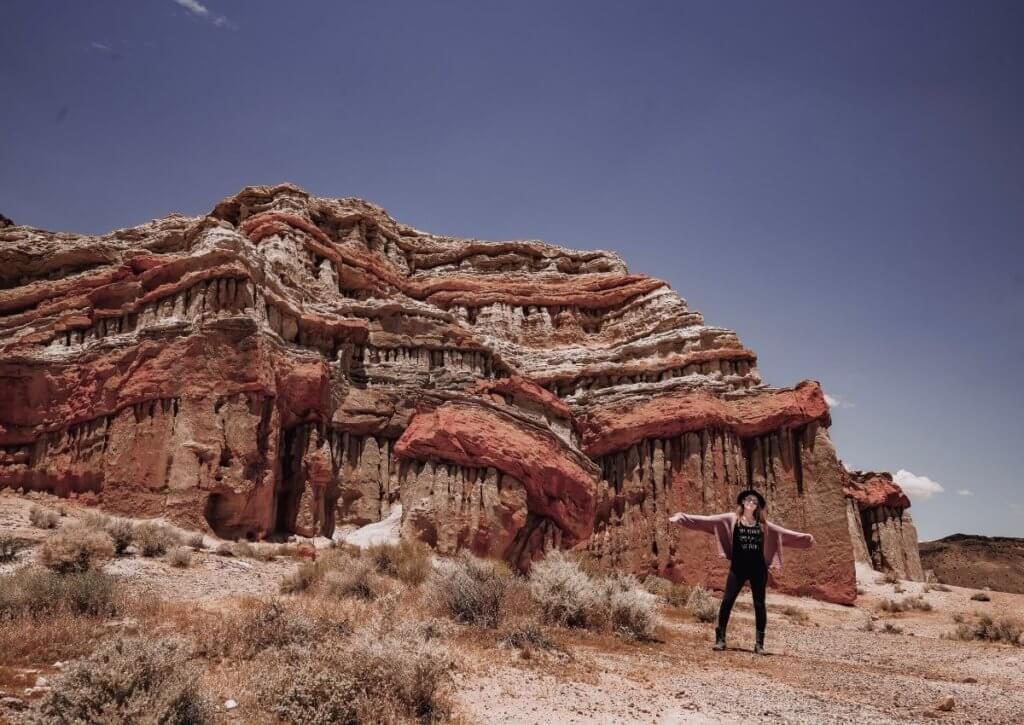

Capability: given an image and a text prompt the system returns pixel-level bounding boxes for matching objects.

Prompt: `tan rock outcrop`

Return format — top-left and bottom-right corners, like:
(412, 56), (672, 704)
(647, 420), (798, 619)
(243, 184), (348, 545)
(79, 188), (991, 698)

(0, 183), (857, 602)
(843, 469), (923, 581)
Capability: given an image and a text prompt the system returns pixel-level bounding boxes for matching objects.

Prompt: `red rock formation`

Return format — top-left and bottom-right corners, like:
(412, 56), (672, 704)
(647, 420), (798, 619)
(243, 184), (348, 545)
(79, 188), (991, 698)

(0, 183), (857, 603)
(843, 469), (923, 581)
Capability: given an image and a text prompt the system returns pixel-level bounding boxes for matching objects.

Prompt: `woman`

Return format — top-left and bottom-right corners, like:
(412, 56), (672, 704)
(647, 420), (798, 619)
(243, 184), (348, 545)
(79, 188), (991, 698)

(669, 489), (815, 654)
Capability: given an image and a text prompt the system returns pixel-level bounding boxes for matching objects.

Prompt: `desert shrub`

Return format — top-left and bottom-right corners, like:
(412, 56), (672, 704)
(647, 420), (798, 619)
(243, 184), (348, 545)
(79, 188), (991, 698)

(781, 605), (810, 623)
(878, 594), (931, 613)
(235, 600), (318, 659)
(280, 561), (319, 594)
(323, 561), (385, 601)
(106, 518), (135, 556)
(644, 576), (691, 608)
(526, 551), (657, 638)
(527, 550), (598, 628)
(215, 542), (234, 556)
(882, 571), (899, 584)
(685, 585), (719, 623)
(606, 585), (657, 639)
(32, 636), (211, 723)
(500, 621), (554, 651)
(0, 534), (20, 563)
(952, 612), (966, 623)
(860, 614), (876, 632)
(37, 525), (114, 573)
(186, 533), (205, 550)
(0, 566), (117, 617)
(971, 592), (991, 602)
(134, 521), (181, 557)
(232, 540), (256, 558)
(932, 583), (951, 592)
(166, 546), (192, 569)
(366, 540), (433, 586)
(954, 613), (1022, 645)
(882, 622), (903, 634)
(80, 511), (136, 556)
(271, 629), (454, 724)
(432, 552), (513, 628)
(29, 505), (60, 530)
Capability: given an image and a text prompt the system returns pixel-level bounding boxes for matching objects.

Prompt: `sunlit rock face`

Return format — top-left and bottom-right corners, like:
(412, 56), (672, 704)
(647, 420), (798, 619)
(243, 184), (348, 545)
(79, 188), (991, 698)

(0, 183), (855, 603)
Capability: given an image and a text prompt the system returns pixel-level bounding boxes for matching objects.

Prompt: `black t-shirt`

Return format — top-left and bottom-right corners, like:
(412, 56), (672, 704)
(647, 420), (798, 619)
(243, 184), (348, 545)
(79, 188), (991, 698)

(732, 520), (764, 568)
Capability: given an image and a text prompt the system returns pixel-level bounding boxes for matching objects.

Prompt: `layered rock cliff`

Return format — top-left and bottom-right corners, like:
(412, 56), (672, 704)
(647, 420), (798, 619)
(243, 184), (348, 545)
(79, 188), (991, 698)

(842, 469), (924, 581)
(0, 183), (856, 604)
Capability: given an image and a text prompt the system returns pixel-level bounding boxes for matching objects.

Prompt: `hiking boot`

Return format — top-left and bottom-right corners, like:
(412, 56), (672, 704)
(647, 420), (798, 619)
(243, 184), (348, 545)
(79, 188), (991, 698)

(754, 629), (766, 655)
(712, 626), (726, 651)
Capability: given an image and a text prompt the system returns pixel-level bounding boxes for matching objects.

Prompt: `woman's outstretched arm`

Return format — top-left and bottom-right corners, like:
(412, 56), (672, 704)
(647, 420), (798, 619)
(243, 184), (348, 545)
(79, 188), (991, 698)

(668, 511), (732, 533)
(769, 521), (816, 548)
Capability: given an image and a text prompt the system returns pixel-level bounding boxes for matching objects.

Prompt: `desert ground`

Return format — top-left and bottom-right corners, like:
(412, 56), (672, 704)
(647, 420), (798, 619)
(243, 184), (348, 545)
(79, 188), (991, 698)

(2, 490), (1022, 725)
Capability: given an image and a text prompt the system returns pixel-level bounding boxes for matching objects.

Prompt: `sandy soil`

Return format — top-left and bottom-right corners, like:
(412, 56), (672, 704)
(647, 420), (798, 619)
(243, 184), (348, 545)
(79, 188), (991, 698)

(2, 491), (1023, 724)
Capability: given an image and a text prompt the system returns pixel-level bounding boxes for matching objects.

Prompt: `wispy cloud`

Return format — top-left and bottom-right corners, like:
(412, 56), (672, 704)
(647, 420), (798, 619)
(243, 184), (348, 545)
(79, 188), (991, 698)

(893, 469), (945, 500)
(956, 489), (973, 496)
(824, 392), (855, 409)
(171, 0), (236, 29)
(89, 41), (112, 52)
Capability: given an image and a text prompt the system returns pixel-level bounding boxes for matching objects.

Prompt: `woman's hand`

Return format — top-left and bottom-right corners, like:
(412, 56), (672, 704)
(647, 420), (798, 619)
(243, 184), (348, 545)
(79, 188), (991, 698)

(808, 534), (816, 547)
(669, 512), (685, 524)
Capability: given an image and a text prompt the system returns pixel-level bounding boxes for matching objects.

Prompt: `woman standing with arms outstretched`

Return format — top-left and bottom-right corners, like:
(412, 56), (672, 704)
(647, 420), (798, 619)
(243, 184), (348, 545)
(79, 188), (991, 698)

(669, 489), (816, 654)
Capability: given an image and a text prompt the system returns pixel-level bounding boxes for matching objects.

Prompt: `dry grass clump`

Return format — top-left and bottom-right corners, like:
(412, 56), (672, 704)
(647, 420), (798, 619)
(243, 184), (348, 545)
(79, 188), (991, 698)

(166, 546), (192, 568)
(279, 561), (319, 594)
(29, 504), (60, 529)
(878, 594), (932, 613)
(186, 598), (334, 661)
(432, 551), (514, 628)
(684, 584), (719, 623)
(80, 511), (135, 556)
(882, 622), (903, 634)
(0, 566), (118, 617)
(0, 534), (21, 563)
(366, 540), (433, 586)
(931, 583), (951, 592)
(134, 521), (182, 557)
(781, 604), (810, 623)
(265, 627), (455, 724)
(37, 525), (115, 573)
(952, 613), (1022, 646)
(644, 575), (691, 608)
(971, 591), (991, 602)
(32, 636), (212, 724)
(186, 532), (205, 550)
(526, 551), (658, 639)
(881, 571), (899, 585)
(323, 560), (388, 601)
(500, 621), (555, 652)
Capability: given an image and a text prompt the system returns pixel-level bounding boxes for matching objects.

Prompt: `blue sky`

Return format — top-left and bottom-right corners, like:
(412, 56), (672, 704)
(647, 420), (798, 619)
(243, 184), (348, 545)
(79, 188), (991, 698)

(2, 1), (1022, 540)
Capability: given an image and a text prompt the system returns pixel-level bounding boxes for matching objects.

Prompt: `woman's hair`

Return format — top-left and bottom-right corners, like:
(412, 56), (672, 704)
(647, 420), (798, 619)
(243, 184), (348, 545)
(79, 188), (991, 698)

(735, 501), (768, 538)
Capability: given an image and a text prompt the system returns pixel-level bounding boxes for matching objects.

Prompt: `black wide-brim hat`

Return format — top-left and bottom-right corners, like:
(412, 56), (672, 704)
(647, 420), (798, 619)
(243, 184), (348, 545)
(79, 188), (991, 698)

(736, 488), (766, 508)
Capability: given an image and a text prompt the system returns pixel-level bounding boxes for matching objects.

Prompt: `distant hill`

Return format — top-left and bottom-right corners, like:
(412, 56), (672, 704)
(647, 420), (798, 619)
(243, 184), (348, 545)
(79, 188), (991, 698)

(919, 534), (1024, 594)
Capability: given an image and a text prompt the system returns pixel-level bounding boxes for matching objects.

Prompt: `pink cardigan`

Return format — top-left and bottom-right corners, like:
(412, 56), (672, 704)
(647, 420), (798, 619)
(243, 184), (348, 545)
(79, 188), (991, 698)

(670, 511), (815, 570)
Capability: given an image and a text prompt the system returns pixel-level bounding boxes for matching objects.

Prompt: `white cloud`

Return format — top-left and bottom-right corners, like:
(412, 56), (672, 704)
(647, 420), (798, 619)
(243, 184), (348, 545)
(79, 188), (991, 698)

(824, 393), (855, 409)
(893, 469), (945, 500)
(171, 0), (236, 29)
(173, 0), (209, 15)
(957, 489), (973, 496)
(89, 41), (111, 51)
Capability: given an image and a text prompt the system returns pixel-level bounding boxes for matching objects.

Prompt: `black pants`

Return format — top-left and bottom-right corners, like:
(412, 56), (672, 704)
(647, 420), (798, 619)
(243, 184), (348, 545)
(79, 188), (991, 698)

(717, 560), (768, 634)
